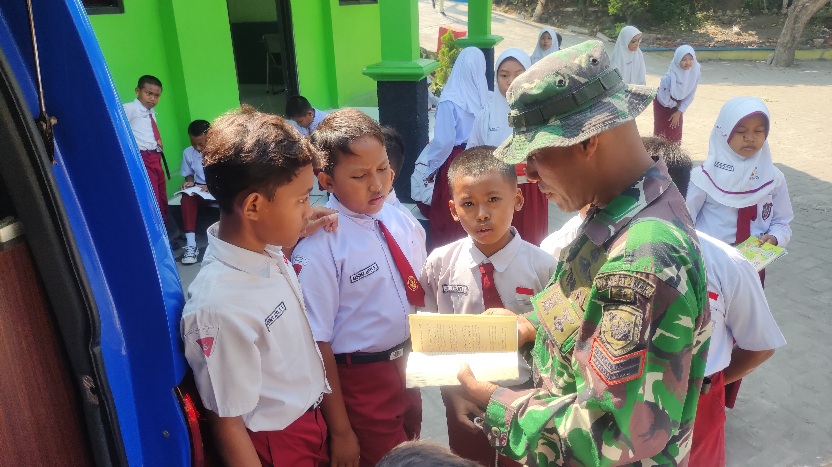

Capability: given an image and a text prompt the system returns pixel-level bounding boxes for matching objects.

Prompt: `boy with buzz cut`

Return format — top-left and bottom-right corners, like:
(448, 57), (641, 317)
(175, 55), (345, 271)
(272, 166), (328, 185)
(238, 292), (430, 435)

(123, 75), (169, 223)
(292, 108), (425, 467)
(285, 95), (328, 136)
(180, 105), (331, 467)
(419, 145), (556, 467)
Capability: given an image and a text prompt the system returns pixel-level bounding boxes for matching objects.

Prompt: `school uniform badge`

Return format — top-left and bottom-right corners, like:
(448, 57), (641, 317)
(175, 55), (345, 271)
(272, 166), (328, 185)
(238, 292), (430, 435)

(762, 202), (773, 221)
(407, 276), (420, 292)
(185, 324), (220, 358)
(292, 255), (309, 275)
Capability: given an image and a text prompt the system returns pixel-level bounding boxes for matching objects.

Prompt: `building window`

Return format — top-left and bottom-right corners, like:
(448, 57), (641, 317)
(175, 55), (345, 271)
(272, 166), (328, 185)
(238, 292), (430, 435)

(83, 0), (124, 15)
(339, 0), (378, 5)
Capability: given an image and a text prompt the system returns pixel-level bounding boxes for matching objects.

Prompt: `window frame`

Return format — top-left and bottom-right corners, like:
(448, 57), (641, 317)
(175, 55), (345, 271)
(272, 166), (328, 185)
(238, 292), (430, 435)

(83, 0), (125, 15)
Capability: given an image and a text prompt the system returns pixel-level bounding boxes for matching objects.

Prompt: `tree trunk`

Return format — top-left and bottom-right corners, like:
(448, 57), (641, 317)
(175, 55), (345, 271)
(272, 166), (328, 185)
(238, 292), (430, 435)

(770, 0), (828, 67)
(532, 0), (546, 21)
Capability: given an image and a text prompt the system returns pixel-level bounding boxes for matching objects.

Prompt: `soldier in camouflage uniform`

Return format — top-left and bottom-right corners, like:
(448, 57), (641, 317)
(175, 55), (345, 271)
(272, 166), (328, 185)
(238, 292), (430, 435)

(456, 40), (712, 466)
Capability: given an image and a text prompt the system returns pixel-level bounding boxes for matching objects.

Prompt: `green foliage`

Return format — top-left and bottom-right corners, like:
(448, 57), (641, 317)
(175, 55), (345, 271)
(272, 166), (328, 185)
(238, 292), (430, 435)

(604, 22), (629, 38)
(432, 30), (461, 96)
(608, 0), (649, 21)
(648, 0), (701, 28)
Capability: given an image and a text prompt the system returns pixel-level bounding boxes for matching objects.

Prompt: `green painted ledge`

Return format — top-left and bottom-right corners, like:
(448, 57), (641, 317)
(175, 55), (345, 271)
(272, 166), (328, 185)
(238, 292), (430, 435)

(644, 47), (832, 61)
(363, 59), (439, 82)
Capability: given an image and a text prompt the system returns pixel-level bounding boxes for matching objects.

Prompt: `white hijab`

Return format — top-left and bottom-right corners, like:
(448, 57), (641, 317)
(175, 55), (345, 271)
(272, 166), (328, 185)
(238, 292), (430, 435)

(611, 26), (646, 85)
(438, 47), (489, 116)
(690, 97), (780, 208)
(477, 49), (532, 147)
(666, 45), (701, 100)
(530, 28), (559, 64)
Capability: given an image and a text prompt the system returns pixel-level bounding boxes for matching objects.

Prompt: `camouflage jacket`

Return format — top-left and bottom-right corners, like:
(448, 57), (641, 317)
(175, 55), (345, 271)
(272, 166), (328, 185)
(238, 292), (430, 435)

(483, 160), (711, 466)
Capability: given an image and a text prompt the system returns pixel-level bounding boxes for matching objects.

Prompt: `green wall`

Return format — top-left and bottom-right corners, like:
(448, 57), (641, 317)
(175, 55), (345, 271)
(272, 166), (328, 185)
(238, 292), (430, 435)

(89, 0), (239, 195)
(228, 0), (277, 22)
(290, 0), (381, 109)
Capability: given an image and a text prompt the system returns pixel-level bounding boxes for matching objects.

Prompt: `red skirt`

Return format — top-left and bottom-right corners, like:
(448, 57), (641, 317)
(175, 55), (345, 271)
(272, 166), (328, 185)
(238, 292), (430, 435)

(513, 182), (549, 246)
(652, 98), (683, 143)
(428, 145), (468, 249)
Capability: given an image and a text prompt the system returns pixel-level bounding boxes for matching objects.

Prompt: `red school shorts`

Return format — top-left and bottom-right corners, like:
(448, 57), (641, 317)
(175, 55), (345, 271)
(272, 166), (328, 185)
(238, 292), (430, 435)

(247, 408), (329, 467)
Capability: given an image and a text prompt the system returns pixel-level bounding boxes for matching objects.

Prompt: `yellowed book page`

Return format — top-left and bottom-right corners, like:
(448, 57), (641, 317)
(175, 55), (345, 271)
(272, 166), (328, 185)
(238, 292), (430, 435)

(408, 313), (518, 353)
(406, 351), (520, 388)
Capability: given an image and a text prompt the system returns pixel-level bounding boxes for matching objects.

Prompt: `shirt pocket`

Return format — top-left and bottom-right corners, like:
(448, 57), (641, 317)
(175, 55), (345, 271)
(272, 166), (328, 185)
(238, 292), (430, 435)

(513, 286), (535, 312)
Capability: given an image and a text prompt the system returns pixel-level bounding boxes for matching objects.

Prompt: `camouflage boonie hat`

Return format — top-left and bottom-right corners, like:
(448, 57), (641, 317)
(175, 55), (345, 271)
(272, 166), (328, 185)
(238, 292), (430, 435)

(496, 40), (656, 163)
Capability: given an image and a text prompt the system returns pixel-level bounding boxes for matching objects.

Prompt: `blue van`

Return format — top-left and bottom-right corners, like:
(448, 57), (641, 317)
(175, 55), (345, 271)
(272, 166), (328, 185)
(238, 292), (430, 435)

(0, 1), (202, 465)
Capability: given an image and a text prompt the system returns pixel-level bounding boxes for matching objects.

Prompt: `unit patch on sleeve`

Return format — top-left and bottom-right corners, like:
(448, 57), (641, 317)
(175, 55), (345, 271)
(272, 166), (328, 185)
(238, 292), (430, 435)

(598, 304), (644, 357)
(350, 262), (379, 283)
(442, 284), (469, 294)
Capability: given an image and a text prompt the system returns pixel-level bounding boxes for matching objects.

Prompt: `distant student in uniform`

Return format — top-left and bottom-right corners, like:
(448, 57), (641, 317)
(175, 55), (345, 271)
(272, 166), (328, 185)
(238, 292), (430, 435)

(286, 95), (328, 136)
(383, 126), (427, 250)
(611, 26), (647, 85)
(646, 136), (786, 467)
(414, 47), (489, 248)
(653, 45), (700, 143)
(123, 75), (169, 222)
(419, 146), (556, 467)
(530, 28), (559, 64)
(178, 119), (210, 265)
(180, 105), (331, 467)
(292, 109), (425, 467)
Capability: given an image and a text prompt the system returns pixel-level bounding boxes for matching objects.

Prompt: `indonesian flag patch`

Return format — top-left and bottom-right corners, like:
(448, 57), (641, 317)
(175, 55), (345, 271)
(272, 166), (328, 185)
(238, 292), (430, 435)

(186, 324), (220, 358)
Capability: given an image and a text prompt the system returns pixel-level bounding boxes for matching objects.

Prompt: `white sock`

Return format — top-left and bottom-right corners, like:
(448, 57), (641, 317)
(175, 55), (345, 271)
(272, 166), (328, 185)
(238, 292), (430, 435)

(185, 232), (196, 248)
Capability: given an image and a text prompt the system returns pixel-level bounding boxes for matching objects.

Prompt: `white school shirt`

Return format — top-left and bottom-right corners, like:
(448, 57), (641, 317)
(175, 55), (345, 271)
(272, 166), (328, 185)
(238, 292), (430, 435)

(180, 223), (329, 431)
(539, 214), (584, 259)
(123, 99), (159, 151)
(291, 108), (328, 136)
(292, 196), (427, 354)
(698, 231), (786, 376)
(686, 172), (794, 247)
(423, 101), (476, 173)
(420, 228), (557, 315)
(385, 189), (427, 252)
(180, 146), (206, 185)
(655, 73), (698, 113)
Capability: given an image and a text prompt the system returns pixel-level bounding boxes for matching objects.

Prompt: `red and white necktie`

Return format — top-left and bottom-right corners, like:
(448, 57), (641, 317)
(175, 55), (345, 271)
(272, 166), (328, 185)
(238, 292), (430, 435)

(149, 113), (163, 151)
(479, 262), (504, 309)
(378, 221), (425, 307)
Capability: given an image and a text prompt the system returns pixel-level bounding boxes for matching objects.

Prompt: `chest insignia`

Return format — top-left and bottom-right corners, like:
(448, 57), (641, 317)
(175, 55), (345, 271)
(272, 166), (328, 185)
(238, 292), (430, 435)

(535, 284), (582, 348)
(762, 202), (773, 221)
(442, 284), (469, 294)
(265, 302), (287, 332)
(350, 262), (379, 283)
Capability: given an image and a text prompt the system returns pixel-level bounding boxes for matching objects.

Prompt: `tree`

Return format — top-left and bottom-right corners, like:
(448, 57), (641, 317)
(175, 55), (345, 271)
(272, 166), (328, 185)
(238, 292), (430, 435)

(770, 0), (828, 67)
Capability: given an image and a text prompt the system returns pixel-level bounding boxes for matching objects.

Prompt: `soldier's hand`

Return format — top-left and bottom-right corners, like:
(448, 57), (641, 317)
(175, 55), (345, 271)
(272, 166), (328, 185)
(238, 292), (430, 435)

(442, 386), (485, 433)
(458, 364), (499, 407)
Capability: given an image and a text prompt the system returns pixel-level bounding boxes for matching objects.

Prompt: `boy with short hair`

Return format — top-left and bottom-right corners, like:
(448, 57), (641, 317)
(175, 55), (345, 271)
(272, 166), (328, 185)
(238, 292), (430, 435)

(419, 146), (556, 466)
(123, 75), (169, 222)
(383, 126), (427, 250)
(292, 108), (425, 467)
(179, 119), (210, 264)
(180, 105), (330, 467)
(643, 136), (786, 467)
(285, 95), (328, 136)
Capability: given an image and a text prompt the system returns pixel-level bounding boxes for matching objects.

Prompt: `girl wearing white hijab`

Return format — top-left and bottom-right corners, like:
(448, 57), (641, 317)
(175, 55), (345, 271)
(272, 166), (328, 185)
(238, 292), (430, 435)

(653, 45), (701, 142)
(530, 28), (559, 64)
(611, 26), (647, 85)
(416, 47), (489, 247)
(687, 96), (793, 250)
(468, 48), (549, 245)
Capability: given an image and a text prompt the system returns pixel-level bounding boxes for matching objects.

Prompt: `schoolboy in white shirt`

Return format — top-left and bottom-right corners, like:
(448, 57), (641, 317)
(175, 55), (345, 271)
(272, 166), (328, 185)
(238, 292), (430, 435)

(383, 126), (427, 251)
(292, 109), (425, 467)
(644, 136), (786, 467)
(286, 95), (328, 137)
(419, 146), (556, 467)
(180, 105), (330, 467)
(179, 119), (210, 264)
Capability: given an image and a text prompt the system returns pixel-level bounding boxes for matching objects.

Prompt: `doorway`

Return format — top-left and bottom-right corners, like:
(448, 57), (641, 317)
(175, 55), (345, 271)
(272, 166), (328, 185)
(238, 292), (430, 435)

(226, 0), (299, 115)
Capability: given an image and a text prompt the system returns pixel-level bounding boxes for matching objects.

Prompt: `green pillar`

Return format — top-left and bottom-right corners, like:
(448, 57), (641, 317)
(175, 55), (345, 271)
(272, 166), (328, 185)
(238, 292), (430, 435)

(364, 0), (438, 203)
(456, 0), (503, 90)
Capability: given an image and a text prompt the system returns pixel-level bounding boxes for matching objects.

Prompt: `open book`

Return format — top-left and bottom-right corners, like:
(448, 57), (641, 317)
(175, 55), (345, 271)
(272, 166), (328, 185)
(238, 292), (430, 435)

(736, 236), (787, 272)
(405, 313), (519, 388)
(174, 186), (215, 201)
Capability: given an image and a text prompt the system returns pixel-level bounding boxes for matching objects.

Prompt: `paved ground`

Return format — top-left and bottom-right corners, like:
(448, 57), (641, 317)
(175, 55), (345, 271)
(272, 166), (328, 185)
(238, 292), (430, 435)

(178, 3), (832, 465)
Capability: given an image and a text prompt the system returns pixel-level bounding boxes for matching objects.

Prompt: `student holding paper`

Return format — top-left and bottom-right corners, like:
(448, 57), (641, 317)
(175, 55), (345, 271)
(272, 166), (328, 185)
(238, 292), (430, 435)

(418, 146), (556, 466)
(179, 119), (211, 264)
